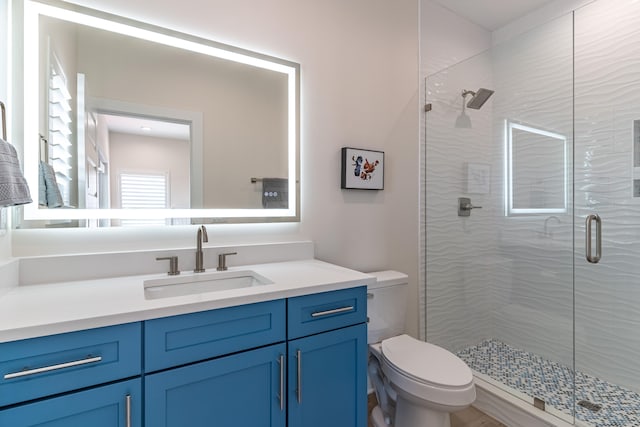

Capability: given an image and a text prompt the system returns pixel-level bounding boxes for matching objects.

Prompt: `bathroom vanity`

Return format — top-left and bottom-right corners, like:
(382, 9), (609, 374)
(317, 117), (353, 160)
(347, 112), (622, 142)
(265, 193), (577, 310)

(0, 242), (372, 427)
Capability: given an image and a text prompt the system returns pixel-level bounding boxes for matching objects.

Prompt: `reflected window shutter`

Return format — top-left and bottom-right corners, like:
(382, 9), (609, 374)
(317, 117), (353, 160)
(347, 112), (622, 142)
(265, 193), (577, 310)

(119, 173), (168, 226)
(48, 69), (73, 206)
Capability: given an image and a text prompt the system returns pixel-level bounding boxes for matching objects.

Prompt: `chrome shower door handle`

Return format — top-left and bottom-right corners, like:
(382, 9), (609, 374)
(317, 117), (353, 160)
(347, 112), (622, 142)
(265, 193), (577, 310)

(585, 214), (602, 264)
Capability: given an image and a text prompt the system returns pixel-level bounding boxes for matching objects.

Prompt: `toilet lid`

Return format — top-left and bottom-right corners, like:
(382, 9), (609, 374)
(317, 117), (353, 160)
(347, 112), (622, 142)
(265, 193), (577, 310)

(381, 335), (473, 388)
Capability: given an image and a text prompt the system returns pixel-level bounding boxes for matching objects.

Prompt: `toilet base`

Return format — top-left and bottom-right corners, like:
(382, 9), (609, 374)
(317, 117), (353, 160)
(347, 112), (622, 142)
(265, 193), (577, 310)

(395, 394), (451, 427)
(371, 406), (390, 427)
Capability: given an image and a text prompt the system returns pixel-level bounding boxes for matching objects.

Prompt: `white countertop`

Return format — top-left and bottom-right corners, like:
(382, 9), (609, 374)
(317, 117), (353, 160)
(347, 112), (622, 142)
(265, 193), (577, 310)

(0, 259), (375, 343)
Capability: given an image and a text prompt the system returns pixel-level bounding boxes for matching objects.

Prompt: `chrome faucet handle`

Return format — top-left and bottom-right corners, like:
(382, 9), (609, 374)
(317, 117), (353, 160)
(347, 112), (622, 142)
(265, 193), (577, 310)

(156, 256), (180, 276)
(217, 252), (237, 271)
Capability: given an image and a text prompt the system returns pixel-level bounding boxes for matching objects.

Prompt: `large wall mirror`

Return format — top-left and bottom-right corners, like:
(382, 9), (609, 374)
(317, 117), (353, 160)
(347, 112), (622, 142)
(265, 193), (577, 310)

(505, 120), (567, 216)
(19, 0), (300, 226)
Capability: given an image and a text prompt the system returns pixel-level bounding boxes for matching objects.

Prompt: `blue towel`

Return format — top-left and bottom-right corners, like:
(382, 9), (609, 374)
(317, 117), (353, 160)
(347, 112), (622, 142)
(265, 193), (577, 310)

(0, 138), (32, 207)
(261, 178), (288, 209)
(39, 161), (63, 208)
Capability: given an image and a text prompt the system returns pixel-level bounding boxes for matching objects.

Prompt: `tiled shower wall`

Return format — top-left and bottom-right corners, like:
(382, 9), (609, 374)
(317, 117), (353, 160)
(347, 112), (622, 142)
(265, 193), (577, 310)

(425, 0), (640, 400)
(574, 0), (640, 393)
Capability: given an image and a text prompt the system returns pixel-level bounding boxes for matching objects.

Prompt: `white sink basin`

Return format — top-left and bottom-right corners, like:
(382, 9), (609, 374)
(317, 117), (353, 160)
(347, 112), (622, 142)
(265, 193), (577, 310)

(144, 270), (273, 300)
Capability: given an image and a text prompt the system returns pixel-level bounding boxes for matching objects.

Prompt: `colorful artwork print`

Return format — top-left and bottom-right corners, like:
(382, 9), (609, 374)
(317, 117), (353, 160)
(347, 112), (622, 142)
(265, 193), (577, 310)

(352, 155), (380, 181)
(341, 147), (384, 190)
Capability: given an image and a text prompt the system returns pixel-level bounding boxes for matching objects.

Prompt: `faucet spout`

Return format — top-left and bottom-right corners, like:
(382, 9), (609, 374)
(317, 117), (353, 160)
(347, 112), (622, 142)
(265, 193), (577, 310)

(195, 225), (208, 272)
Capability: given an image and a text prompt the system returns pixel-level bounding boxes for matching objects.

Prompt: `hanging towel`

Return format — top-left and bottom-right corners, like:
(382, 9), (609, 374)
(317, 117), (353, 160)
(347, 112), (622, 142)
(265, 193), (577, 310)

(0, 137), (32, 207)
(39, 161), (63, 208)
(261, 178), (288, 209)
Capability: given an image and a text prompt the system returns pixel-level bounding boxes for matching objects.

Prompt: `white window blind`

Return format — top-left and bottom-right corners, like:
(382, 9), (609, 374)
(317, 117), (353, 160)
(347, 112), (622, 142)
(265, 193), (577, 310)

(48, 59), (73, 206)
(119, 172), (168, 226)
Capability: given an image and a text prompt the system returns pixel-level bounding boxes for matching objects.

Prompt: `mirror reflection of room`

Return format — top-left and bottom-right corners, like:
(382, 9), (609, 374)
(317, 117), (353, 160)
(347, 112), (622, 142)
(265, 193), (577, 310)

(34, 12), (291, 215)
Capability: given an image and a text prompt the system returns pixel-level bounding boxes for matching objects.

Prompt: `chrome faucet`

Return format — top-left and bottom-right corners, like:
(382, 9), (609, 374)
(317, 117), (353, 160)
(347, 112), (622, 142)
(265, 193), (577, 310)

(194, 225), (208, 273)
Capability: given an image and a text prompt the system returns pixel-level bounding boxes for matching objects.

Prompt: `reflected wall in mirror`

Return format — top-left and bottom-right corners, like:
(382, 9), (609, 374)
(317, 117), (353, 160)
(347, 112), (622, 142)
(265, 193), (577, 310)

(21, 0), (300, 226)
(506, 120), (567, 215)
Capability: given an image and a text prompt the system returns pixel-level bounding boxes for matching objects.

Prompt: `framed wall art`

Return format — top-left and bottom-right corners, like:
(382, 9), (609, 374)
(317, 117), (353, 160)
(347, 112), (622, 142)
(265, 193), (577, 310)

(341, 147), (384, 190)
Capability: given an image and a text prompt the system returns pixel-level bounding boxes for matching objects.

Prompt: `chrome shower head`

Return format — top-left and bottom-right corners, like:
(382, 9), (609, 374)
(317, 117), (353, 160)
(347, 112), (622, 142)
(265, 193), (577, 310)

(462, 88), (494, 110)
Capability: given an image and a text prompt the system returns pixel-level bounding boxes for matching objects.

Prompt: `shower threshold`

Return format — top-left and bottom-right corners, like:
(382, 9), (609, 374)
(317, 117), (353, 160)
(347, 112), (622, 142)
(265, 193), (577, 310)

(457, 339), (640, 427)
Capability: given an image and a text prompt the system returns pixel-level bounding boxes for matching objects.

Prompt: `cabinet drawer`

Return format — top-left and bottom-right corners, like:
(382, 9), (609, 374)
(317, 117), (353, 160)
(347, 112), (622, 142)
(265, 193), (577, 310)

(0, 378), (141, 427)
(144, 299), (285, 372)
(0, 322), (141, 407)
(287, 287), (367, 339)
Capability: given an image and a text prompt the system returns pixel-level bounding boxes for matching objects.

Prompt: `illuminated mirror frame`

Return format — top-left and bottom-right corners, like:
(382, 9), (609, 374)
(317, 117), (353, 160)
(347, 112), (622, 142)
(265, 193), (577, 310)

(505, 120), (567, 216)
(21, 0), (300, 223)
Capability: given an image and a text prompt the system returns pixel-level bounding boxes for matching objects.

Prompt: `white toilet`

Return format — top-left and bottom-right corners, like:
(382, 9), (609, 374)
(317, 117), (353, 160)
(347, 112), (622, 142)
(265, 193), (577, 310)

(367, 271), (476, 427)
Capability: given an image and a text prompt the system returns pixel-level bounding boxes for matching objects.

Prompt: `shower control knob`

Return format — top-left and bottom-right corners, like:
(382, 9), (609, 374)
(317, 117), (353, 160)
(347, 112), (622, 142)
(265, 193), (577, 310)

(458, 197), (482, 217)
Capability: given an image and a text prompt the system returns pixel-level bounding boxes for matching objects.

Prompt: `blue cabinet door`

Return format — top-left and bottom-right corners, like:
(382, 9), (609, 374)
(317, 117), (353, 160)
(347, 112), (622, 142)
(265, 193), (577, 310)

(288, 323), (367, 427)
(145, 342), (286, 427)
(0, 378), (141, 427)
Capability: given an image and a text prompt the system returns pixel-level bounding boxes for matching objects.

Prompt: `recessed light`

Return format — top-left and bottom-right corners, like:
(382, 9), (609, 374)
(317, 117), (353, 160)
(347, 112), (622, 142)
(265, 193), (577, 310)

(141, 126), (152, 132)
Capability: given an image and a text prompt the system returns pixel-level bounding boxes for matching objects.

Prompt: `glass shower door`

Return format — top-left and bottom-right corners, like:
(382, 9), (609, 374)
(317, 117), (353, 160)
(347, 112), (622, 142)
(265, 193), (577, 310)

(574, 1), (640, 425)
(424, 11), (575, 424)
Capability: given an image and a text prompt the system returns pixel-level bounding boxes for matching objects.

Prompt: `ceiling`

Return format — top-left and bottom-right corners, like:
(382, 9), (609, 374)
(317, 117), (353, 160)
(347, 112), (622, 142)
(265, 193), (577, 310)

(101, 114), (190, 141)
(431, 0), (558, 31)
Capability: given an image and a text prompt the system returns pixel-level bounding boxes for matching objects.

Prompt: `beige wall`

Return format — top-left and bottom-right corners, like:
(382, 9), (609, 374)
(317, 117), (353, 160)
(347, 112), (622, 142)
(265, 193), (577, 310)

(75, 25), (288, 209)
(11, 0), (422, 335)
(108, 132), (191, 209)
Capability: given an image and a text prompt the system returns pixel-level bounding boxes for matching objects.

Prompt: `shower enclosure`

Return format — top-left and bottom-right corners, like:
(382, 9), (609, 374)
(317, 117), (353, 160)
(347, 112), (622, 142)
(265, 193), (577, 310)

(423, 2), (640, 426)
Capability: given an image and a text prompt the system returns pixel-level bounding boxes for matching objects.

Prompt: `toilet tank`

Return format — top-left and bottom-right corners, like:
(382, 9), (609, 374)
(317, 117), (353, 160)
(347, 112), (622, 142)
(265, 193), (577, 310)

(367, 270), (408, 344)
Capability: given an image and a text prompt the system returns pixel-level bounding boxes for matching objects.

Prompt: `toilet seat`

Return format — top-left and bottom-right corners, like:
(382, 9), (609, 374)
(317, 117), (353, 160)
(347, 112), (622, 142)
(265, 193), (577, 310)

(381, 335), (473, 388)
(379, 335), (475, 407)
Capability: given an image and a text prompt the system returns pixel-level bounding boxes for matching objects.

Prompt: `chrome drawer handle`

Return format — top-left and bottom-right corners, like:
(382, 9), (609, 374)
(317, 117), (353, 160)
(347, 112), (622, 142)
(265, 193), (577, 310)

(310, 306), (354, 317)
(278, 354), (285, 411)
(125, 394), (132, 427)
(296, 350), (302, 404)
(3, 355), (102, 380)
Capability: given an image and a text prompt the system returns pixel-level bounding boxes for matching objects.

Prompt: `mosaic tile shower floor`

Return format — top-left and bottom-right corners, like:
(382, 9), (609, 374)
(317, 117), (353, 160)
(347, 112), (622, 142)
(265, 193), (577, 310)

(457, 339), (640, 427)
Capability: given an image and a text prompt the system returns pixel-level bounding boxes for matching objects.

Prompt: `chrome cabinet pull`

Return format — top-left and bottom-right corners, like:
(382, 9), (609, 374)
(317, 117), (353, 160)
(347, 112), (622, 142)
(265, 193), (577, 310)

(585, 214), (602, 264)
(311, 306), (354, 317)
(296, 349), (302, 404)
(277, 354), (284, 411)
(125, 394), (132, 427)
(3, 355), (102, 380)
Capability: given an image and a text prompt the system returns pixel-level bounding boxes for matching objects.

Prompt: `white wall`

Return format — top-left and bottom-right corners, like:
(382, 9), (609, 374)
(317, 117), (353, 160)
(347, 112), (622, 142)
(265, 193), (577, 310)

(420, 0), (492, 77)
(419, 0), (492, 339)
(0, 0), (12, 260)
(108, 132), (191, 209)
(573, 0), (640, 393)
(11, 0), (421, 335)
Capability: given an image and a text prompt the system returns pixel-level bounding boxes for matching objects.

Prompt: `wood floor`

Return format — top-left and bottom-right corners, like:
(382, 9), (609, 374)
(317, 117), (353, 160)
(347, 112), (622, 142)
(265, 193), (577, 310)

(451, 406), (508, 427)
(368, 393), (507, 427)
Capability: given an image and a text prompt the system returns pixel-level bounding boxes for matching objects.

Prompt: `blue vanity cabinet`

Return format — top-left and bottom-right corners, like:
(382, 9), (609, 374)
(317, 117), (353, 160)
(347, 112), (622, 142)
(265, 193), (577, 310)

(287, 287), (368, 427)
(0, 322), (142, 426)
(0, 378), (142, 427)
(145, 343), (286, 427)
(143, 299), (287, 427)
(144, 299), (285, 373)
